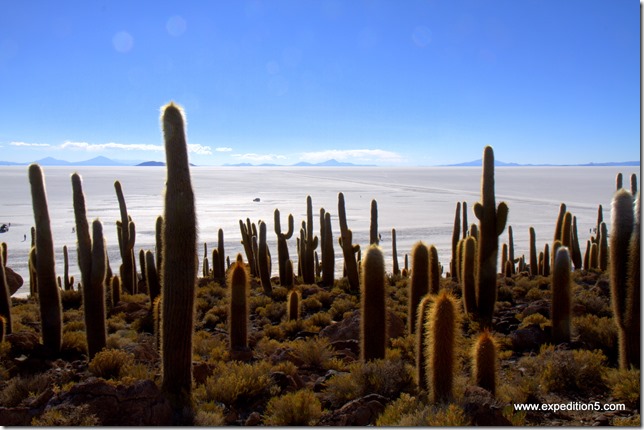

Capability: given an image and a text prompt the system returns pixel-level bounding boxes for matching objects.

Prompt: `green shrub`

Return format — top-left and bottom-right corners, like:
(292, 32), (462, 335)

(61, 330), (88, 355)
(290, 337), (334, 368)
(606, 368), (640, 408)
(329, 296), (357, 321)
(88, 349), (135, 380)
(573, 314), (617, 356)
(263, 390), (322, 425)
(376, 393), (422, 426)
(201, 360), (276, 407)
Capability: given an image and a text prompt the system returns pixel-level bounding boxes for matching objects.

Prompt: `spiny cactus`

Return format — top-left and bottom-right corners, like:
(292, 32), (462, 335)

(529, 227), (538, 277)
(598, 222), (608, 271)
(72, 172), (107, 359)
(228, 255), (249, 353)
(450, 202), (461, 280)
(287, 290), (300, 321)
(160, 102), (197, 419)
(551, 246), (572, 344)
(258, 221), (273, 295)
(239, 218), (258, 277)
(62, 245), (74, 290)
(630, 174), (638, 195)
(624, 192), (640, 369)
(472, 330), (497, 396)
(461, 236), (477, 316)
(29, 164), (62, 354)
(428, 245), (440, 295)
(361, 245), (386, 361)
(610, 189), (635, 369)
(145, 250), (161, 304)
(338, 192), (360, 292)
(409, 242), (429, 334)
(589, 242), (598, 270)
(114, 180), (136, 294)
(616, 172), (623, 190)
(391, 228), (400, 276)
(425, 290), (459, 403)
(202, 242), (209, 278)
(473, 146), (508, 328)
(301, 196), (319, 284)
(553, 203), (567, 243)
(570, 216), (582, 270)
(321, 211), (335, 288)
(595, 205), (603, 243)
(507, 225), (515, 274)
(274, 208), (295, 286)
(415, 295), (433, 391)
(0, 245), (12, 336)
(284, 259), (294, 289)
(462, 201), (469, 239)
(543, 243), (550, 277)
(211, 249), (221, 280)
(370, 199), (380, 245)
(111, 275), (121, 307)
(217, 228), (225, 278)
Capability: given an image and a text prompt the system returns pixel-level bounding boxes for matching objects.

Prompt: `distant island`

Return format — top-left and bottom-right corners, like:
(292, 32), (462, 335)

(0, 156), (639, 167)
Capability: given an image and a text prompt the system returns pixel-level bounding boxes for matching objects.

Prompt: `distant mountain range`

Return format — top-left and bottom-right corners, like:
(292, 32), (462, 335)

(0, 156), (638, 167)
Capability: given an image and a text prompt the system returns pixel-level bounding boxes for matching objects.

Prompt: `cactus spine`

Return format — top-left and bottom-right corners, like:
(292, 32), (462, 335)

(473, 146), (508, 328)
(360, 245), (386, 361)
(0, 245), (12, 336)
(426, 290), (459, 403)
(551, 247), (571, 344)
(228, 256), (249, 353)
(274, 209), (294, 286)
(473, 330), (497, 396)
(160, 102), (197, 418)
(72, 173), (107, 359)
(114, 181), (136, 294)
(409, 242), (429, 334)
(338, 193), (360, 292)
(29, 164), (62, 354)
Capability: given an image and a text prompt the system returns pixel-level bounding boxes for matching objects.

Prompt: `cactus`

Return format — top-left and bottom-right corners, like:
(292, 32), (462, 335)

(551, 247), (572, 344)
(62, 245), (74, 290)
(583, 240), (591, 271)
(461, 236), (477, 316)
(415, 295), (433, 391)
(589, 242), (598, 269)
(360, 245), (386, 361)
(370, 199), (380, 245)
(217, 228), (225, 277)
(0, 245), (12, 336)
(145, 250), (161, 304)
(202, 242), (209, 278)
(391, 228), (400, 276)
(501, 243), (508, 276)
(211, 249), (220, 280)
(257, 220), (273, 295)
(160, 102), (197, 418)
(473, 146), (508, 328)
(111, 275), (121, 307)
(529, 227), (538, 276)
(630, 174), (638, 195)
(287, 290), (300, 321)
(425, 290), (459, 403)
(274, 209), (294, 286)
(472, 330), (497, 396)
(300, 196), (319, 284)
(321, 211), (335, 288)
(428, 245), (440, 295)
(228, 256), (249, 353)
(153, 294), (162, 351)
(409, 242), (429, 334)
(616, 172), (623, 190)
(114, 181), (136, 294)
(29, 228), (38, 297)
(553, 203), (567, 243)
(507, 225), (515, 274)
(155, 215), (164, 282)
(338, 192), (360, 292)
(72, 173), (107, 359)
(594, 205), (603, 243)
(455, 239), (464, 283)
(450, 202), (461, 280)
(570, 216), (582, 270)
(610, 189), (635, 369)
(598, 222), (608, 271)
(543, 243), (550, 277)
(239, 218), (258, 277)
(462, 201), (469, 239)
(624, 192), (640, 369)
(29, 164), (62, 354)
(284, 259), (294, 289)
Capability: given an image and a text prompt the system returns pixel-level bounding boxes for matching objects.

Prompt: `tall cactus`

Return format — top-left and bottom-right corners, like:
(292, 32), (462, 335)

(553, 203), (567, 244)
(217, 228), (225, 277)
(462, 201), (469, 239)
(145, 250), (161, 304)
(370, 199), (380, 245)
(29, 164), (62, 354)
(610, 189), (634, 369)
(274, 209), (294, 286)
(114, 180), (136, 295)
(551, 247), (571, 344)
(529, 227), (538, 276)
(239, 218), (257, 277)
(428, 245), (440, 295)
(391, 228), (400, 276)
(598, 222), (608, 271)
(624, 192), (640, 369)
(415, 295), (433, 391)
(473, 146), (508, 328)
(160, 102), (197, 418)
(301, 196), (318, 284)
(321, 211), (335, 287)
(155, 215), (164, 283)
(408, 242), (429, 334)
(426, 290), (459, 403)
(228, 255), (249, 353)
(450, 202), (461, 280)
(0, 245), (12, 336)
(461, 236), (477, 316)
(507, 225), (515, 274)
(62, 245), (74, 290)
(570, 216), (582, 270)
(361, 245), (386, 361)
(258, 221), (272, 295)
(72, 173), (107, 359)
(338, 192), (360, 292)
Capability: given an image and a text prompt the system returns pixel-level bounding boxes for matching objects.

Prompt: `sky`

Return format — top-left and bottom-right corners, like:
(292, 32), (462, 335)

(0, 0), (640, 166)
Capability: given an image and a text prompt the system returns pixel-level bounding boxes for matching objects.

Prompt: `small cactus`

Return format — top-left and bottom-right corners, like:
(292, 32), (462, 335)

(361, 245), (386, 361)
(287, 290), (300, 321)
(472, 330), (497, 396)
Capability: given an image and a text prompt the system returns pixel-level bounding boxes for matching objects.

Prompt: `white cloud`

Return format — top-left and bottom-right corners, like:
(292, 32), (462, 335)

(10, 141), (51, 147)
(299, 149), (404, 163)
(215, 147), (233, 152)
(61, 141), (212, 155)
(232, 153), (287, 162)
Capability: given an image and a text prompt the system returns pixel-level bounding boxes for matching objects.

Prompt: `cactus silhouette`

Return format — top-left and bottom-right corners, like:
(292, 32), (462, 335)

(301, 196), (319, 284)
(258, 221), (273, 295)
(145, 250), (161, 304)
(473, 146), (508, 328)
(462, 201), (469, 239)
(473, 330), (497, 396)
(409, 242), (429, 334)
(239, 218), (258, 277)
(426, 290), (459, 403)
(228, 256), (249, 353)
(72, 173), (107, 359)
(507, 225), (515, 274)
(202, 242), (209, 278)
(114, 181), (136, 294)
(461, 236), (477, 316)
(155, 215), (164, 283)
(160, 102), (197, 420)
(553, 203), (567, 243)
(570, 216), (582, 270)
(391, 228), (400, 276)
(274, 209), (294, 286)
(217, 228), (225, 278)
(287, 290), (300, 321)
(0, 245), (12, 336)
(450, 202), (461, 280)
(551, 247), (572, 344)
(29, 164), (62, 354)
(598, 222), (608, 271)
(415, 295), (433, 391)
(321, 211), (335, 288)
(624, 192), (640, 369)
(62, 245), (74, 290)
(529, 227), (538, 276)
(361, 245), (386, 361)
(616, 172), (623, 190)
(428, 245), (440, 295)
(338, 192), (360, 292)
(370, 199), (380, 245)
(542, 243), (550, 276)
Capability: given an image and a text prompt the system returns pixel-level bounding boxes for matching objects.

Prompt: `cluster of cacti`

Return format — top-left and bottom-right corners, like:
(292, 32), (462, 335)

(338, 192), (360, 292)
(114, 180), (137, 294)
(29, 164), (63, 354)
(299, 196), (319, 284)
(473, 146), (508, 328)
(159, 102), (197, 418)
(360, 245), (386, 361)
(0, 244), (12, 337)
(274, 208), (294, 286)
(72, 173), (107, 359)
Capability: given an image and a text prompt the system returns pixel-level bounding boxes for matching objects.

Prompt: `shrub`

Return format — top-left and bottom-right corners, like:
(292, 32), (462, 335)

(201, 360), (276, 407)
(0, 374), (52, 407)
(329, 296), (357, 321)
(263, 390), (322, 425)
(606, 368), (640, 408)
(303, 311), (332, 332)
(88, 349), (135, 380)
(290, 337), (334, 368)
(61, 330), (88, 355)
(376, 393), (422, 426)
(519, 313), (549, 329)
(573, 314), (617, 356)
(32, 404), (100, 426)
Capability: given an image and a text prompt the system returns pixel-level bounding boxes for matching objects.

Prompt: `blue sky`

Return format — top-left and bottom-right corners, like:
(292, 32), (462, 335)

(0, 0), (639, 166)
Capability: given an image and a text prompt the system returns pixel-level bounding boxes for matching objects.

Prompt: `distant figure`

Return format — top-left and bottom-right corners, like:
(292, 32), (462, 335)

(0, 223), (9, 233)
(72, 227), (76, 233)
(22, 234), (26, 242)
(253, 197), (260, 202)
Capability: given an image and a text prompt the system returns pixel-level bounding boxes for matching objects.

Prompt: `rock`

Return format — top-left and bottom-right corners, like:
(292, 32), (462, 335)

(462, 386), (512, 426)
(245, 411), (261, 426)
(319, 310), (406, 345)
(5, 267), (23, 296)
(510, 324), (548, 352)
(44, 378), (172, 425)
(520, 299), (550, 319)
(270, 371), (298, 393)
(313, 369), (346, 392)
(0, 406), (34, 426)
(193, 362), (215, 385)
(318, 394), (387, 426)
